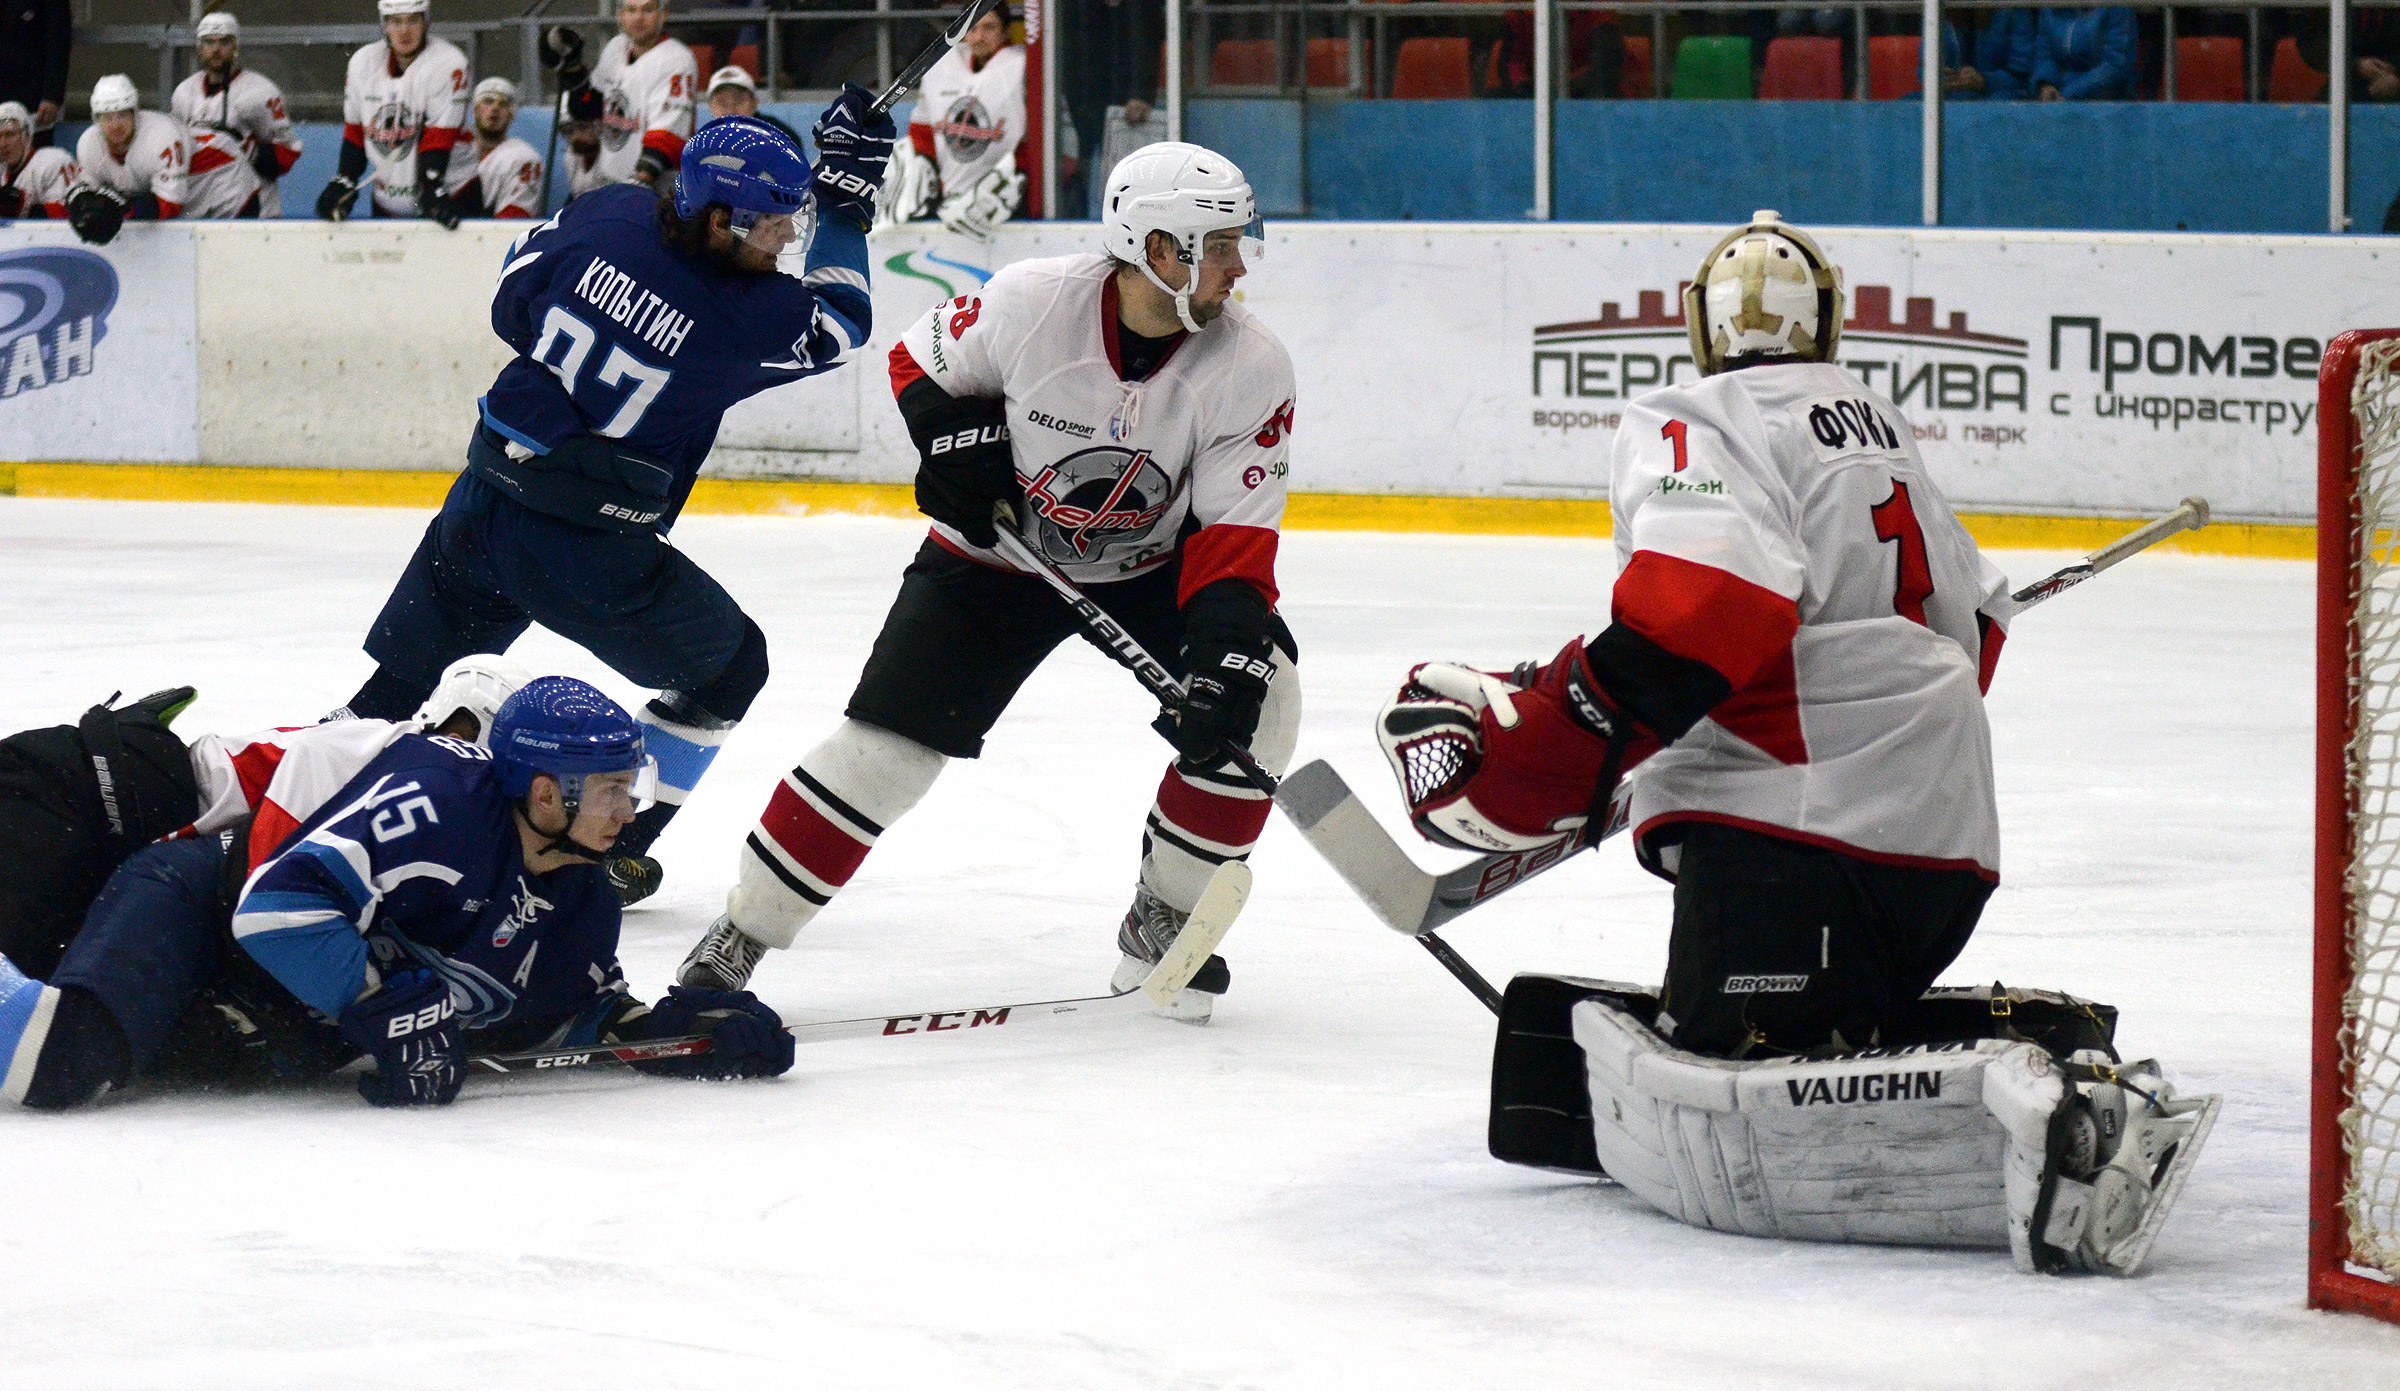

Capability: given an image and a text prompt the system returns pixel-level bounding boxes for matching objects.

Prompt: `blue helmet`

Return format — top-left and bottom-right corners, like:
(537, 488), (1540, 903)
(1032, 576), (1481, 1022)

(489, 676), (654, 812)
(673, 116), (811, 228)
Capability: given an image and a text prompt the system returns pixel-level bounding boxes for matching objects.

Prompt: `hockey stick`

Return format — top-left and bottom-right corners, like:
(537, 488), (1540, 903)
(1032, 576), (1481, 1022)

(469, 861), (1251, 1077)
(870, 0), (1003, 116)
(987, 519), (1281, 797)
(1278, 496), (2216, 1013)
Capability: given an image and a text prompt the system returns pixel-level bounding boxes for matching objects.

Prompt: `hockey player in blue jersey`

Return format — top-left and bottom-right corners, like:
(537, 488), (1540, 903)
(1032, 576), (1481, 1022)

(0, 676), (795, 1109)
(335, 92), (895, 909)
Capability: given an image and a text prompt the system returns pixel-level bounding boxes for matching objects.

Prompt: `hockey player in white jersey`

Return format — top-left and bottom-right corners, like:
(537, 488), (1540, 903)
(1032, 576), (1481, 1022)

(321, 0), (469, 226)
(1377, 211), (2217, 1276)
(679, 143), (1295, 1020)
(438, 77), (544, 219)
(66, 75), (184, 244)
(171, 13), (302, 216)
(542, 0), (697, 192)
(0, 101), (74, 219)
(876, 0), (1026, 238)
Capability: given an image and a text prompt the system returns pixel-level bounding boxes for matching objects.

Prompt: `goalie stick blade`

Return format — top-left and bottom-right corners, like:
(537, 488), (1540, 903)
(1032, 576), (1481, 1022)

(1275, 760), (1437, 934)
(1140, 861), (1251, 1010)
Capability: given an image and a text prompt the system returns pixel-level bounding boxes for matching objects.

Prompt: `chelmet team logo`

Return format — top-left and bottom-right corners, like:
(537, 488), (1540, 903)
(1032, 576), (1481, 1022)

(0, 247), (118, 402)
(1024, 445), (1183, 569)
(936, 96), (1004, 161)
(367, 97), (426, 158)
(601, 89), (638, 150)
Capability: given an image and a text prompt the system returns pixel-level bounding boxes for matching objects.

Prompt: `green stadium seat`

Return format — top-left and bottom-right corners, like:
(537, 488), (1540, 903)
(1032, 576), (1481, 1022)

(1672, 36), (1753, 100)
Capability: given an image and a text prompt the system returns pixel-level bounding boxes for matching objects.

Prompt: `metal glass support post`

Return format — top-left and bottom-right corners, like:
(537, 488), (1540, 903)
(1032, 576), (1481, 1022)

(520, 22), (541, 97)
(877, 0), (894, 88)
(1041, 0), (1062, 220)
(2162, 8), (2177, 100)
(1532, 0), (1554, 219)
(1921, 0), (1942, 225)
(2333, 0), (2352, 230)
(765, 16), (781, 101)
(1167, 0), (1185, 140)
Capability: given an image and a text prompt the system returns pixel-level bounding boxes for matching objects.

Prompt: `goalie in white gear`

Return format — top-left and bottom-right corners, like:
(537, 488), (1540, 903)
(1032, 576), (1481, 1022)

(1375, 212), (2218, 1275)
(679, 142), (1292, 1022)
(875, 0), (1027, 238)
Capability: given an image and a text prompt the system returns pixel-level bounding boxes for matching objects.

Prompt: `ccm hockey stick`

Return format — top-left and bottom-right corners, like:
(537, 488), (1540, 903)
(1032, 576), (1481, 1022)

(1278, 497), (2215, 1013)
(870, 0), (1003, 116)
(469, 862), (1251, 1076)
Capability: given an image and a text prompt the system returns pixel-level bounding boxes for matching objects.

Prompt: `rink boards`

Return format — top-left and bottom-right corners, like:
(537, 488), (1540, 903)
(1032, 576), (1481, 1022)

(5, 217), (2394, 528)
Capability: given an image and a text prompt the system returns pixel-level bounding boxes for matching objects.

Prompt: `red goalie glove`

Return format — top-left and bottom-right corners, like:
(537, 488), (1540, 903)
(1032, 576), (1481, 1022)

(1376, 638), (1657, 853)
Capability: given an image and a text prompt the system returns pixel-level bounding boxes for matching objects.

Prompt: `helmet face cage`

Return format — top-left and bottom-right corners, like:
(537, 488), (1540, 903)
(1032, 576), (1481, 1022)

(1682, 211), (1844, 376)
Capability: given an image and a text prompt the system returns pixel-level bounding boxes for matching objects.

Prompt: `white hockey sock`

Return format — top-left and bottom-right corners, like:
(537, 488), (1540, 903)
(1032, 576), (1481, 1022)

(729, 720), (946, 948)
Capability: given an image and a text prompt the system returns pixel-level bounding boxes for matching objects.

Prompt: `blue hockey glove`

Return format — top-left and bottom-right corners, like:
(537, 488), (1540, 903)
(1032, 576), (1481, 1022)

(339, 969), (465, 1107)
(631, 986), (794, 1080)
(810, 82), (895, 231)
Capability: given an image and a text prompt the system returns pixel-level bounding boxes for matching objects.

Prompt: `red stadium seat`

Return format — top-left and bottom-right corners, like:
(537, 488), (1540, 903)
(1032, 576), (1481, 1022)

(2174, 37), (2244, 101)
(1392, 37), (1473, 99)
(2271, 36), (2327, 103)
(1759, 36), (1843, 100)
(1868, 35), (1920, 99)
(688, 43), (716, 81)
(1211, 39), (1280, 88)
(1621, 34), (1653, 98)
(729, 43), (761, 81)
(1308, 38), (1353, 89)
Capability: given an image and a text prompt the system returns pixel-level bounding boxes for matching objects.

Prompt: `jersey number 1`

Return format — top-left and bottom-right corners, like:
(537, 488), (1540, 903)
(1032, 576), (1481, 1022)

(1870, 480), (1933, 626)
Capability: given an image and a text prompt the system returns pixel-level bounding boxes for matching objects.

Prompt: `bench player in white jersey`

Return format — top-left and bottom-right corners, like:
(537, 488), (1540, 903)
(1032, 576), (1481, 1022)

(550, 0), (696, 190)
(65, 76), (184, 244)
(437, 77), (543, 219)
(0, 102), (74, 219)
(679, 143), (1295, 1018)
(321, 0), (469, 226)
(876, 0), (1027, 238)
(171, 13), (302, 217)
(1377, 211), (2217, 1275)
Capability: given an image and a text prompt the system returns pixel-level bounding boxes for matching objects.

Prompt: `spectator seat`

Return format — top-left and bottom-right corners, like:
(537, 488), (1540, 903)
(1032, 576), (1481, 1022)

(1760, 36), (1843, 99)
(1621, 34), (1654, 97)
(688, 44), (716, 81)
(2174, 37), (2244, 101)
(1308, 37), (1354, 89)
(1392, 38), (1473, 98)
(1868, 35), (1921, 99)
(1212, 39), (1281, 88)
(1672, 36), (1753, 99)
(2270, 36), (2327, 102)
(729, 44), (761, 81)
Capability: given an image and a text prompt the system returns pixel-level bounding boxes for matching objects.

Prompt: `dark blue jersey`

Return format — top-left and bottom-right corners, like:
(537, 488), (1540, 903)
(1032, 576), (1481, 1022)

(478, 183), (871, 519)
(230, 733), (630, 1047)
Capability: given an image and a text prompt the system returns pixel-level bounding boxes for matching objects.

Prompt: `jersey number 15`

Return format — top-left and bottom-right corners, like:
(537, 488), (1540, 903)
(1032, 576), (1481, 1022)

(532, 306), (675, 438)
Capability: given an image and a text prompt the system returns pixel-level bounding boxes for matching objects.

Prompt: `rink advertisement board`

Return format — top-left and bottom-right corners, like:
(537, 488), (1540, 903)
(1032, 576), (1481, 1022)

(9, 219), (2394, 521)
(0, 225), (197, 463)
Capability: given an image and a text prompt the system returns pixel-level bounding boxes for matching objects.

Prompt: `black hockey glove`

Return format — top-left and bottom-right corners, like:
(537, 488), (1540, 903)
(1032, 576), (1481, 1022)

(248, 139), (283, 184)
(65, 183), (128, 246)
(338, 969), (465, 1107)
(542, 25), (590, 88)
(903, 382), (1016, 548)
(317, 173), (362, 222)
(414, 147), (458, 228)
(0, 185), (25, 219)
(628, 986), (795, 1080)
(1171, 579), (1278, 765)
(634, 144), (674, 187)
(811, 81), (895, 232)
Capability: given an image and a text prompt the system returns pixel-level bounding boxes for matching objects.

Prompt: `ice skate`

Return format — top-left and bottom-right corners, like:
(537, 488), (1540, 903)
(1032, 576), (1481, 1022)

(1112, 881), (1229, 1022)
(2045, 1051), (2221, 1276)
(677, 914), (770, 992)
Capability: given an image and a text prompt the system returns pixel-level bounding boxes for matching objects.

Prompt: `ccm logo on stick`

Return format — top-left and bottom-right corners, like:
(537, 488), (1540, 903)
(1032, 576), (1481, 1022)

(881, 1008), (1013, 1035)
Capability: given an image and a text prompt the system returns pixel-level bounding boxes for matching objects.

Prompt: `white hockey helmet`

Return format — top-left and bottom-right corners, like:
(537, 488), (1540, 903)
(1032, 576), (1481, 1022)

(1100, 141), (1262, 334)
(0, 102), (30, 134)
(473, 76), (519, 106)
(196, 12), (240, 40)
(378, 0), (429, 16)
(416, 654), (534, 746)
(1683, 209), (1845, 377)
(89, 75), (141, 116)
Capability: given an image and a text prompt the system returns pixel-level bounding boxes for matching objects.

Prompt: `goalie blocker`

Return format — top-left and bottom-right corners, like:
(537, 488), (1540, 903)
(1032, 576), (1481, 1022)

(1489, 975), (2219, 1275)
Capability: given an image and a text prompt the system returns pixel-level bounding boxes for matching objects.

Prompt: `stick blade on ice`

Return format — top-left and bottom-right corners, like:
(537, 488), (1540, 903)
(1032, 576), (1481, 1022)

(1141, 860), (1251, 1009)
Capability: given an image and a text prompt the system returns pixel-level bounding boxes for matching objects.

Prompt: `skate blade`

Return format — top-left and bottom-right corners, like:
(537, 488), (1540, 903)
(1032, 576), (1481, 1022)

(1115, 954), (1216, 1022)
(1138, 862), (1249, 1018)
(2092, 1091), (2222, 1276)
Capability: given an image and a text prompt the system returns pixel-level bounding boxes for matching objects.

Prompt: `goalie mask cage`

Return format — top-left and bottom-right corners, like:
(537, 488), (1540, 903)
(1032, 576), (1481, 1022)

(2316, 327), (2400, 1321)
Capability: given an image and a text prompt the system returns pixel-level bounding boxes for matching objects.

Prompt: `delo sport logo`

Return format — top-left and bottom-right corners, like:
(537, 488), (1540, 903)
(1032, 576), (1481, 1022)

(0, 247), (118, 402)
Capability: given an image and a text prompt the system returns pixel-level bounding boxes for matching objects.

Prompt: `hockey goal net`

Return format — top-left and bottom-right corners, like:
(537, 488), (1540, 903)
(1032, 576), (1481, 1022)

(2316, 327), (2400, 1320)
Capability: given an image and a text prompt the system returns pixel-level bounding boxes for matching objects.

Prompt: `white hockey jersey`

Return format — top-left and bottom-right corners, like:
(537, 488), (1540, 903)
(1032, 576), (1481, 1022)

(563, 145), (611, 201)
(171, 67), (300, 216)
(910, 44), (1026, 192)
(894, 252), (1294, 600)
(443, 134), (544, 217)
(75, 111), (187, 215)
(1609, 360), (2012, 879)
(4, 146), (76, 217)
(180, 127), (264, 217)
(182, 720), (421, 872)
(342, 36), (470, 216)
(590, 34), (697, 185)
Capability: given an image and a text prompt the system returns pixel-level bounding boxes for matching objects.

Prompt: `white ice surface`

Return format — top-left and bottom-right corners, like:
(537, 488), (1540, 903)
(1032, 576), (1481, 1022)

(0, 497), (2389, 1388)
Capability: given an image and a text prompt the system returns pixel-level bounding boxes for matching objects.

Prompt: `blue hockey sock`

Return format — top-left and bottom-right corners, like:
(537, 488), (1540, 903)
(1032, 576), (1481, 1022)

(0, 954), (63, 1105)
(639, 707), (733, 808)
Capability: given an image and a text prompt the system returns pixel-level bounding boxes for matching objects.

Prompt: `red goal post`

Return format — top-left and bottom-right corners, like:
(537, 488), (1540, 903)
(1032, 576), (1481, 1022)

(2315, 327), (2400, 1321)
